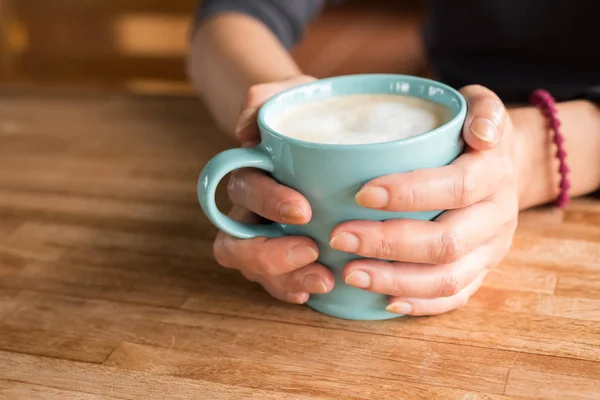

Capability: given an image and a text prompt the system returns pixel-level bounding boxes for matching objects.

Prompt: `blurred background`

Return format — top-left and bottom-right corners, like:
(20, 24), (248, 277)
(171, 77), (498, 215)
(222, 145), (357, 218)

(0, 0), (426, 95)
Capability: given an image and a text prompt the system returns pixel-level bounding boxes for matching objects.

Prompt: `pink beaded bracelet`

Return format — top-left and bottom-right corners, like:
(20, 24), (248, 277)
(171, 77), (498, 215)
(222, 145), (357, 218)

(530, 89), (570, 208)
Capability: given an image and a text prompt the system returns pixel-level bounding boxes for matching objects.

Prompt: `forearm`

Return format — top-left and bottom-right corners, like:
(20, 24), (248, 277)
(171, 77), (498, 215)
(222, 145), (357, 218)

(514, 100), (600, 209)
(187, 13), (302, 135)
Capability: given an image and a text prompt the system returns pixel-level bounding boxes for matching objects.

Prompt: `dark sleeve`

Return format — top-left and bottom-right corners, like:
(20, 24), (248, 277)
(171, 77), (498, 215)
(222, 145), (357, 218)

(579, 85), (600, 105)
(194, 0), (333, 49)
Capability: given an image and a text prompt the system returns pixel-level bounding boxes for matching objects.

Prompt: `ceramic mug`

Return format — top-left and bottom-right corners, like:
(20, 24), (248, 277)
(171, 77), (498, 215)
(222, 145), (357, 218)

(198, 74), (467, 320)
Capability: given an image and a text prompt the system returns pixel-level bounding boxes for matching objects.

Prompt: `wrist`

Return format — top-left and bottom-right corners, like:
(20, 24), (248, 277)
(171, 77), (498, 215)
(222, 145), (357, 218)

(510, 107), (560, 210)
(512, 100), (600, 210)
(188, 13), (302, 134)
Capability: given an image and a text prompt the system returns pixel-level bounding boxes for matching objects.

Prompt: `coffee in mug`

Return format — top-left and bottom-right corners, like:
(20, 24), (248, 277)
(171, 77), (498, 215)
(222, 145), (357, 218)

(271, 94), (452, 145)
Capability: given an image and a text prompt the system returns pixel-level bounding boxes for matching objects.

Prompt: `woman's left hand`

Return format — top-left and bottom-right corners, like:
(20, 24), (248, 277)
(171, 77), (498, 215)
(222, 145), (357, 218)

(330, 85), (520, 316)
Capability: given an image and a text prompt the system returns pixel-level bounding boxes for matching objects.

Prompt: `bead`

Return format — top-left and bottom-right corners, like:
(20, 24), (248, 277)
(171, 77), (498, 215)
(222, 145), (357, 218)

(554, 134), (565, 146)
(560, 193), (569, 202)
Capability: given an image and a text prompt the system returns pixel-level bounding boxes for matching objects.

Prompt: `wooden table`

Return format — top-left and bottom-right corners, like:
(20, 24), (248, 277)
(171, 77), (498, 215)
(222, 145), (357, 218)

(0, 89), (599, 400)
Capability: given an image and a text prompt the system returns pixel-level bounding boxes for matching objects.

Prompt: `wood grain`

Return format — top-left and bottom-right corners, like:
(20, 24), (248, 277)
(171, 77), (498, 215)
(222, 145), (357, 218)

(0, 88), (598, 399)
(0, 289), (20, 323)
(0, 325), (117, 363)
(105, 342), (523, 400)
(0, 350), (321, 400)
(0, 379), (122, 400)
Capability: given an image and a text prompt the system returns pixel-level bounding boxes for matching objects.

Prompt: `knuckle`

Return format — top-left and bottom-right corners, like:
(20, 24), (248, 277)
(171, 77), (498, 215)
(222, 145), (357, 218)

(227, 172), (240, 200)
(373, 239), (396, 260)
(471, 94), (505, 126)
(255, 249), (278, 276)
(245, 85), (264, 107)
(437, 229), (466, 264)
(397, 184), (418, 209)
(437, 274), (465, 297)
(254, 250), (270, 274)
(456, 167), (476, 207)
(389, 274), (408, 296)
(480, 94), (504, 110)
(227, 169), (258, 204)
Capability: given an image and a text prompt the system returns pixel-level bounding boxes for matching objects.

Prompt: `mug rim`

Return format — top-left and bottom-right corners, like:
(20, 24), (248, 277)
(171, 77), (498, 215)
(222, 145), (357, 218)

(257, 73), (467, 150)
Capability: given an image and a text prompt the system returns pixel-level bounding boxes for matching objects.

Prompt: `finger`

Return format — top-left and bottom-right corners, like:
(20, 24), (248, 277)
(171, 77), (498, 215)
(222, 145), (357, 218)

(260, 281), (310, 304)
(228, 168), (311, 224)
(214, 229), (319, 276)
(331, 198), (511, 264)
(234, 107), (260, 145)
(214, 207), (333, 299)
(460, 85), (508, 150)
(342, 241), (494, 298)
(386, 270), (488, 316)
(214, 207), (318, 275)
(236, 75), (316, 144)
(250, 263), (334, 295)
(238, 258), (312, 303)
(355, 150), (513, 211)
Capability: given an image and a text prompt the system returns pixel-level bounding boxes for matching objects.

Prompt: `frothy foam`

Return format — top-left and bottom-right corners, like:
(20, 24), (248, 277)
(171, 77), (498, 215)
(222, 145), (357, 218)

(270, 94), (451, 145)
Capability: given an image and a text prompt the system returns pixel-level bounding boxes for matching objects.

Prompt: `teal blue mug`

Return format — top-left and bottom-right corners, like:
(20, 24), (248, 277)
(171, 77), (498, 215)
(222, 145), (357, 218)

(198, 74), (467, 320)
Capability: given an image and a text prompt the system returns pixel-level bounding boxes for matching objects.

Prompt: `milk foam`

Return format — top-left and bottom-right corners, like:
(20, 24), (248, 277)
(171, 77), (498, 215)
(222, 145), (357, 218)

(270, 94), (451, 145)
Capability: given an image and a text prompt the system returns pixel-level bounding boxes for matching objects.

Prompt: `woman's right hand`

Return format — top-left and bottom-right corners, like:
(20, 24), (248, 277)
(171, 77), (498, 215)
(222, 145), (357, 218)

(212, 75), (335, 304)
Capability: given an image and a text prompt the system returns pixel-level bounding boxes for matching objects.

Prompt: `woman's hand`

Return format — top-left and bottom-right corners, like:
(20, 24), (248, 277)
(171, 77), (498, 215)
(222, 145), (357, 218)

(330, 85), (520, 316)
(212, 75), (336, 304)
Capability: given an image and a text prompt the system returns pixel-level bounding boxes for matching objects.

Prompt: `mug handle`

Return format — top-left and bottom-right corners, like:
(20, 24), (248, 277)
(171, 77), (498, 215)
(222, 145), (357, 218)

(198, 146), (283, 239)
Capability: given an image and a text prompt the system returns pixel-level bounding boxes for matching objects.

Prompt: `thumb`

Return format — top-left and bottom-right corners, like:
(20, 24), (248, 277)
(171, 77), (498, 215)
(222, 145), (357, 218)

(235, 75), (317, 145)
(459, 85), (507, 151)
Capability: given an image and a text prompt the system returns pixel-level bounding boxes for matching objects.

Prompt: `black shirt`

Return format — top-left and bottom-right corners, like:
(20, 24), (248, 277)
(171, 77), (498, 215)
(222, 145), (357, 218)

(196, 0), (599, 104)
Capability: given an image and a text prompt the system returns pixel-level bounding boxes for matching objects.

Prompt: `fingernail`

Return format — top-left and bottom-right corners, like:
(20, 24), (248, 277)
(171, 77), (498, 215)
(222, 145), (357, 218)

(345, 270), (371, 289)
(386, 301), (412, 315)
(287, 246), (318, 268)
(355, 186), (389, 208)
(286, 292), (309, 304)
(330, 233), (360, 252)
(235, 107), (257, 137)
(304, 274), (328, 293)
(470, 117), (498, 143)
(279, 203), (307, 224)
